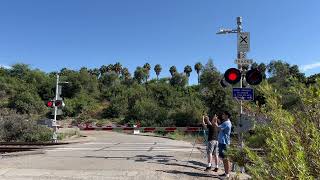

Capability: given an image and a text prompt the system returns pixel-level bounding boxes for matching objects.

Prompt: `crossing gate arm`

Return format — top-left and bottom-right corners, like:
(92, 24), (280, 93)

(79, 126), (204, 132)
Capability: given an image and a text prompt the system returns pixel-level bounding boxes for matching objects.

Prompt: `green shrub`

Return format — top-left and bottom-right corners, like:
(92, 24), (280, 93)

(0, 108), (52, 142)
(8, 91), (45, 114)
(241, 81), (320, 179)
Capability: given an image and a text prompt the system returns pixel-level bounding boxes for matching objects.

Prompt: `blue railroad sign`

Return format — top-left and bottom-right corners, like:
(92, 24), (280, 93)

(233, 88), (254, 101)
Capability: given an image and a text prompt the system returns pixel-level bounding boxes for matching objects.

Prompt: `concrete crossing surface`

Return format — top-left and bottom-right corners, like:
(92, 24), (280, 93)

(0, 131), (250, 180)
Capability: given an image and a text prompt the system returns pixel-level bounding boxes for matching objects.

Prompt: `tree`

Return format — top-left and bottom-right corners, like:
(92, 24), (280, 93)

(113, 62), (122, 75)
(199, 60), (235, 117)
(289, 65), (306, 82)
(106, 64), (114, 73)
(194, 62), (203, 84)
(121, 68), (131, 80)
(79, 67), (88, 73)
(170, 73), (188, 87)
(154, 64), (162, 81)
(89, 68), (100, 78)
(100, 72), (119, 88)
(306, 73), (320, 85)
(99, 65), (108, 76)
(184, 65), (192, 77)
(143, 63), (151, 82)
(8, 91), (45, 114)
(104, 93), (128, 118)
(134, 66), (147, 84)
(9, 64), (31, 79)
(267, 60), (291, 84)
(266, 60), (306, 110)
(131, 97), (168, 127)
(184, 65), (192, 84)
(169, 66), (177, 77)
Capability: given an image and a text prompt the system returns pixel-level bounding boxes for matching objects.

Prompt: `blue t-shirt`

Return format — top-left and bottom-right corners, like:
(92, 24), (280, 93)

(218, 120), (232, 145)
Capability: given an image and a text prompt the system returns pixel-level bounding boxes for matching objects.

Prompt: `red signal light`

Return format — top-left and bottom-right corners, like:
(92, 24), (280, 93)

(228, 72), (238, 81)
(224, 68), (241, 84)
(46, 100), (54, 108)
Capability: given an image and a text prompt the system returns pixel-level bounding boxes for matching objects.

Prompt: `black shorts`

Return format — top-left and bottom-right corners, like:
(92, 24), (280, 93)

(218, 143), (228, 159)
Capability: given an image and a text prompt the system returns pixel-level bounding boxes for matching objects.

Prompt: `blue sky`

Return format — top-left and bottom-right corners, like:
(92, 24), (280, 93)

(0, 0), (320, 84)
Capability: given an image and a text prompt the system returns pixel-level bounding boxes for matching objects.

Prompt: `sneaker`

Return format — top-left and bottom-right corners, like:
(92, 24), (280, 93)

(213, 167), (219, 172)
(204, 166), (212, 171)
(219, 173), (230, 178)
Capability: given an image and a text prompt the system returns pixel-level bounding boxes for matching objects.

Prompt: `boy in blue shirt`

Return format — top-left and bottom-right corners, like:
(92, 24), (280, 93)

(213, 111), (232, 178)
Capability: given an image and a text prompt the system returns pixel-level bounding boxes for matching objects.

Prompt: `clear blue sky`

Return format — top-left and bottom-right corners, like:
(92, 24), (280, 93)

(1, 0), (320, 84)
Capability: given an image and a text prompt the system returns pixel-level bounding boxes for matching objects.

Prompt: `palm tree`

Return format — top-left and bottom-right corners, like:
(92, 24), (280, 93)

(91, 68), (100, 78)
(134, 66), (146, 84)
(169, 66), (177, 77)
(60, 68), (68, 75)
(121, 67), (131, 80)
(143, 63), (151, 82)
(99, 65), (108, 76)
(106, 64), (114, 72)
(154, 64), (162, 81)
(184, 65), (192, 77)
(194, 62), (203, 84)
(184, 65), (192, 85)
(80, 67), (88, 73)
(113, 62), (122, 75)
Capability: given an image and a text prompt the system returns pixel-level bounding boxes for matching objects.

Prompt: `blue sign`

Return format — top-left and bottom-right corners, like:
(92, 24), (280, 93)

(233, 88), (254, 101)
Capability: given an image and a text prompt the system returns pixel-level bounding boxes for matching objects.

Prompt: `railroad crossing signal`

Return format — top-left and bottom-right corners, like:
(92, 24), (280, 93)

(46, 100), (65, 108)
(222, 68), (263, 87)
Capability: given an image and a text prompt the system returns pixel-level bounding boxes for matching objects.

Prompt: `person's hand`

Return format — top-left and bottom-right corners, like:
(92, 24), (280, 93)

(212, 114), (218, 123)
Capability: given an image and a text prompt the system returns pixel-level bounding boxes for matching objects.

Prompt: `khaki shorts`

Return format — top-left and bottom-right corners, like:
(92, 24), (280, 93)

(207, 140), (218, 155)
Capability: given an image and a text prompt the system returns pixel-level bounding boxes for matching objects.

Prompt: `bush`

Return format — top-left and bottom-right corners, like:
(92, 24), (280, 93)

(241, 81), (320, 179)
(8, 91), (46, 114)
(63, 92), (99, 117)
(103, 94), (128, 118)
(131, 97), (168, 126)
(0, 108), (52, 142)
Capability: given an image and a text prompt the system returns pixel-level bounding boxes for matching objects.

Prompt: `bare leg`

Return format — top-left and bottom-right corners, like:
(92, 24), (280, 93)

(207, 153), (212, 166)
(223, 158), (230, 174)
(214, 154), (219, 167)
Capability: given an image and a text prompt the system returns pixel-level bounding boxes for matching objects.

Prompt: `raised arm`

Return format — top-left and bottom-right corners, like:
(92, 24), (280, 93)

(212, 115), (219, 128)
(206, 116), (212, 126)
(202, 116), (207, 127)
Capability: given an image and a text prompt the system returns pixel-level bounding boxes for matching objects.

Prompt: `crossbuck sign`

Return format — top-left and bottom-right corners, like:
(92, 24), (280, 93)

(238, 32), (250, 52)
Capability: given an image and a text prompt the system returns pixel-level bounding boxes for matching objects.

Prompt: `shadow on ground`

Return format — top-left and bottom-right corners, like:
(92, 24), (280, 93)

(156, 169), (220, 179)
(82, 155), (218, 178)
(82, 154), (178, 163)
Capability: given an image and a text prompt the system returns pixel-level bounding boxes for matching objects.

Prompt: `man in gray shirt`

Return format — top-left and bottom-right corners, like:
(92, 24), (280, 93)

(202, 115), (219, 172)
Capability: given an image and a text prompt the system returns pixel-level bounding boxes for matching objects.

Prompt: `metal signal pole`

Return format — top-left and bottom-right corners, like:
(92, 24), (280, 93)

(217, 16), (247, 173)
(52, 74), (59, 143)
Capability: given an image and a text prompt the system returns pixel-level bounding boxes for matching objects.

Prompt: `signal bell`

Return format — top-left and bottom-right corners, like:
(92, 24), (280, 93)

(224, 68), (241, 84)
